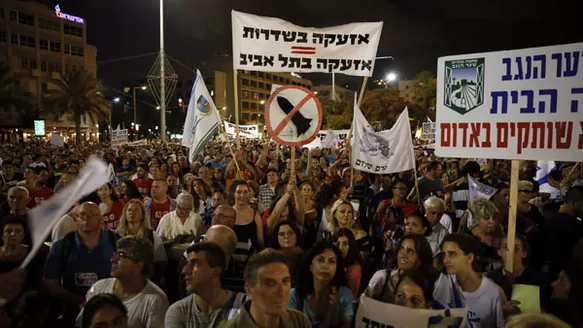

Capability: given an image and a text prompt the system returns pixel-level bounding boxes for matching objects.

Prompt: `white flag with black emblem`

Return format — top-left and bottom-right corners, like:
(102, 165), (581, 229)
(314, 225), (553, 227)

(351, 101), (414, 174)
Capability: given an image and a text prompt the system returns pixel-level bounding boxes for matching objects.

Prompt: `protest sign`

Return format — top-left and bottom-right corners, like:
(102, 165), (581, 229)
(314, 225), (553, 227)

(436, 42), (583, 161)
(305, 129), (351, 149)
(224, 121), (260, 139)
(422, 122), (436, 141)
(355, 296), (468, 328)
(232, 11), (383, 77)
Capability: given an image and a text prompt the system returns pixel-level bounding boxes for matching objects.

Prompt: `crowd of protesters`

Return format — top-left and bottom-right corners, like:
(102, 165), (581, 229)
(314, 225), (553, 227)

(0, 138), (582, 328)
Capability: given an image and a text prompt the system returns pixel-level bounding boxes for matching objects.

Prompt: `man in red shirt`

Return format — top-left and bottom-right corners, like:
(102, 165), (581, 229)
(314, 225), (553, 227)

(133, 164), (154, 198)
(144, 179), (176, 229)
(26, 166), (54, 209)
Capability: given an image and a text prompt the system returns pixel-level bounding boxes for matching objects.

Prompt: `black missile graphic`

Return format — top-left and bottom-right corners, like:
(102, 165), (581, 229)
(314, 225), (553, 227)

(277, 96), (312, 137)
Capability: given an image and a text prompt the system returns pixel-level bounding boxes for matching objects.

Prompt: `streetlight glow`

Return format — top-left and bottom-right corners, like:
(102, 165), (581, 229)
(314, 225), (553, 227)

(386, 72), (397, 82)
(113, 97), (120, 103)
(156, 106), (161, 110)
(260, 100), (265, 105)
(222, 106), (227, 110)
(141, 86), (147, 90)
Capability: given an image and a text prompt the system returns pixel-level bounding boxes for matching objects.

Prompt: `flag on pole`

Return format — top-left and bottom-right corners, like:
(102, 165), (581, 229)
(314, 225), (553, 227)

(468, 175), (498, 201)
(21, 156), (110, 268)
(182, 70), (222, 162)
(351, 100), (414, 174)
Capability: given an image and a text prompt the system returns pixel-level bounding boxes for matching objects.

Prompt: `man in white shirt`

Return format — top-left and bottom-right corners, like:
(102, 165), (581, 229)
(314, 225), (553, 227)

(156, 193), (203, 242)
(78, 236), (169, 328)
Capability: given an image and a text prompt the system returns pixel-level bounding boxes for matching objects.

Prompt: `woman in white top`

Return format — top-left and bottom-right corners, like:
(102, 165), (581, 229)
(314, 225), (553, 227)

(365, 234), (456, 308)
(442, 233), (504, 328)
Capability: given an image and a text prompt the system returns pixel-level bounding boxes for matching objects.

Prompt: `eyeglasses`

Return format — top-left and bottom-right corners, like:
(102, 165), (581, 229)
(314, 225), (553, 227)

(112, 251), (133, 261)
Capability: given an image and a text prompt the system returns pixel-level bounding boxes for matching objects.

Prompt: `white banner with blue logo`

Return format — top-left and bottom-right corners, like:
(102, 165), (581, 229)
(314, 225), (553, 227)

(182, 70), (222, 161)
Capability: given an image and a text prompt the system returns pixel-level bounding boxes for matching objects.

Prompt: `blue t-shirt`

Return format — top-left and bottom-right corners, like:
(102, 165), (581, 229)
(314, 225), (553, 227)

(44, 230), (116, 296)
(288, 286), (353, 326)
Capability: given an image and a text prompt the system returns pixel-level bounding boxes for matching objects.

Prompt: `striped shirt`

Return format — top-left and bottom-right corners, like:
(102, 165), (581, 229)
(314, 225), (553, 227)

(452, 182), (470, 219)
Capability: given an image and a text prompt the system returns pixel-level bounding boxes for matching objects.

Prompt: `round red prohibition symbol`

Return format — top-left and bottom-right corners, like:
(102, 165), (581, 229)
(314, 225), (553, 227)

(264, 85), (322, 147)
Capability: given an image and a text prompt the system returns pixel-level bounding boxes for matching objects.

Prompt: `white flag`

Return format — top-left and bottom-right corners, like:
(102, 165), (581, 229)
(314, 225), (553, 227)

(182, 70), (221, 162)
(351, 102), (414, 174)
(21, 156), (110, 268)
(468, 175), (498, 201)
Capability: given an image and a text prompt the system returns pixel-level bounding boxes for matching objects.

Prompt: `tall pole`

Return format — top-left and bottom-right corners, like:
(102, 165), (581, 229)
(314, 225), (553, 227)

(332, 72), (336, 101)
(233, 70), (240, 148)
(159, 0), (167, 141)
(133, 87), (137, 139)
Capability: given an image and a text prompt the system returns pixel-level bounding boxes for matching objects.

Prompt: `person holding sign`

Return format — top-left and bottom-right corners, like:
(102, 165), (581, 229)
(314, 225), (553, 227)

(441, 233), (504, 328)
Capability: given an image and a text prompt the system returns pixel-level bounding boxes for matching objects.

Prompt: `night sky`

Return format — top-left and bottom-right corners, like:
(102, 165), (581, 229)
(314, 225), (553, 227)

(42, 0), (581, 88)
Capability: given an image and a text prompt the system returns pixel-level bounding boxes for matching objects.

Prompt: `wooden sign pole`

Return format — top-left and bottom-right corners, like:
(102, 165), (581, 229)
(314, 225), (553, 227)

(233, 69), (241, 148)
(505, 159), (520, 273)
(290, 146), (296, 181)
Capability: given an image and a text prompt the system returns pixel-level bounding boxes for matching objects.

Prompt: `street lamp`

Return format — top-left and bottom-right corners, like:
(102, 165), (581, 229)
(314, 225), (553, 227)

(260, 100), (265, 105)
(385, 72), (398, 89)
(113, 97), (120, 103)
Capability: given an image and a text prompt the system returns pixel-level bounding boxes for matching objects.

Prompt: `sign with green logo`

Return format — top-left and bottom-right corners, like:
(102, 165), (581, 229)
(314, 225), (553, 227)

(443, 58), (485, 115)
(34, 120), (45, 136)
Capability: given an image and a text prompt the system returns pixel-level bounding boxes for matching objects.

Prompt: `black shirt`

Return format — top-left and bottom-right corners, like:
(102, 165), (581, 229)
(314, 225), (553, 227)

(545, 211), (583, 281)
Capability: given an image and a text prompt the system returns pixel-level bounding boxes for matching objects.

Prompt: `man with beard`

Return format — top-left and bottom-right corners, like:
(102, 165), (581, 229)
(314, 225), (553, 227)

(133, 164), (154, 198)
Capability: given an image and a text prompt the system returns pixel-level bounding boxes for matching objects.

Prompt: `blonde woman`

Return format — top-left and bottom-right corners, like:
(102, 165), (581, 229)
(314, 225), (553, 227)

(117, 199), (167, 283)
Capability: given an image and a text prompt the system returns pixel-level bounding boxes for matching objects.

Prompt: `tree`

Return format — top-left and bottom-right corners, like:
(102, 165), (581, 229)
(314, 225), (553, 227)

(45, 69), (111, 144)
(409, 71), (437, 121)
(360, 88), (403, 130)
(321, 98), (352, 129)
(0, 66), (34, 123)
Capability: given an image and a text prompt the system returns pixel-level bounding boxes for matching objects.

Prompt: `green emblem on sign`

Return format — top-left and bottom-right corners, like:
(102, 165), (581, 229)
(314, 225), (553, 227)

(444, 58), (485, 115)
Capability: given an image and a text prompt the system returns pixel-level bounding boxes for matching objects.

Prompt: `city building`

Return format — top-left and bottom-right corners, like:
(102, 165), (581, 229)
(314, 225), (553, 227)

(214, 68), (312, 126)
(0, 0), (98, 141)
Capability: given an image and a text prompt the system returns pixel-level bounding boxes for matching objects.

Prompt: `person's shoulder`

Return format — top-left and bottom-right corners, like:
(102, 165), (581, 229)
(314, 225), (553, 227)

(286, 308), (311, 326)
(91, 278), (115, 292)
(338, 286), (353, 297)
(167, 294), (193, 313)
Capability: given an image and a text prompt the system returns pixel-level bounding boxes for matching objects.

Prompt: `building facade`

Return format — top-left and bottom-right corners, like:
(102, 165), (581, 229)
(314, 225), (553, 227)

(214, 69), (312, 125)
(0, 0), (97, 140)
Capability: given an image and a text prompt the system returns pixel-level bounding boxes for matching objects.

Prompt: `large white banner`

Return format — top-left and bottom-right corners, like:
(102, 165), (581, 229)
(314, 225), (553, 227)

(224, 121), (260, 139)
(436, 42), (583, 161)
(356, 296), (468, 328)
(352, 103), (415, 174)
(305, 129), (350, 149)
(232, 11), (383, 77)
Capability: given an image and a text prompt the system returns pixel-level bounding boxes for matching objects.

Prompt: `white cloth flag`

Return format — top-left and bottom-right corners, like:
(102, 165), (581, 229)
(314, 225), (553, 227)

(468, 175), (498, 201)
(356, 296), (468, 328)
(305, 129), (350, 149)
(352, 102), (415, 174)
(21, 156), (110, 268)
(182, 70), (221, 162)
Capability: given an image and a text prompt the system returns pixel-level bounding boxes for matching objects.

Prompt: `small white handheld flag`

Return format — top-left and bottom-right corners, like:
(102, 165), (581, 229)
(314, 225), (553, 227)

(21, 156), (111, 268)
(182, 70), (222, 162)
(468, 175), (498, 201)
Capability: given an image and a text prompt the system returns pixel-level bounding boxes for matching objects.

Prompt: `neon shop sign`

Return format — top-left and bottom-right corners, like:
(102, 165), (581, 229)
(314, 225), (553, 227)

(55, 5), (84, 24)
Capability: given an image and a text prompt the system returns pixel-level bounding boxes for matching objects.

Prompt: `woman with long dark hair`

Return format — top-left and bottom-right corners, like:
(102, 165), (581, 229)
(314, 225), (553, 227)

(270, 220), (303, 287)
(365, 234), (456, 308)
(335, 229), (362, 300)
(120, 180), (143, 205)
(313, 180), (347, 242)
(98, 183), (124, 230)
(288, 240), (353, 328)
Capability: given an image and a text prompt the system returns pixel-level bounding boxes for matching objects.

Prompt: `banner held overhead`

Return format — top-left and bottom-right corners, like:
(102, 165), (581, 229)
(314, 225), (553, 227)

(232, 10), (383, 77)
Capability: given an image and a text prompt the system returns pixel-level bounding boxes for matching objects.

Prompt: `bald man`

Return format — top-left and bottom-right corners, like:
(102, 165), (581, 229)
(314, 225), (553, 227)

(211, 205), (237, 228)
(43, 201), (120, 325)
